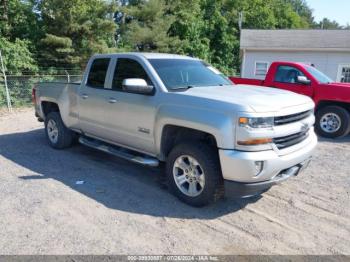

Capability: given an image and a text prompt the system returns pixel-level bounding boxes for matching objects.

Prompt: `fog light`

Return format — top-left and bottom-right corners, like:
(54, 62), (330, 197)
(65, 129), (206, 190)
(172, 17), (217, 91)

(254, 161), (264, 177)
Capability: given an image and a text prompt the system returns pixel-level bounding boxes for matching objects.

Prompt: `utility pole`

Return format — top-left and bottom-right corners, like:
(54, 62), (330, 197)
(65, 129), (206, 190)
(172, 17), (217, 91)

(238, 12), (244, 31)
(0, 50), (12, 112)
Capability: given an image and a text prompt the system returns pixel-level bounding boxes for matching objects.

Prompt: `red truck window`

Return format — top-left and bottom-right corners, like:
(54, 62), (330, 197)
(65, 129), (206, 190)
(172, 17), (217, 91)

(275, 66), (305, 84)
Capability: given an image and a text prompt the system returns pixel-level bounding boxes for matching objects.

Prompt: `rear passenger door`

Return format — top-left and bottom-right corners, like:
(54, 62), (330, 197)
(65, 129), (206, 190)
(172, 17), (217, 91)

(78, 57), (115, 139)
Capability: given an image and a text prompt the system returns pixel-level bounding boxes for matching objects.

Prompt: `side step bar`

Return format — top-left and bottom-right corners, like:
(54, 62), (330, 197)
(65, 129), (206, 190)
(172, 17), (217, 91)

(79, 136), (159, 167)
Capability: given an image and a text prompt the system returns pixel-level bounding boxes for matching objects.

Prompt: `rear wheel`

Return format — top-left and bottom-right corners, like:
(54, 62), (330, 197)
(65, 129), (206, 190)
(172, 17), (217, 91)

(315, 106), (350, 138)
(45, 112), (75, 149)
(166, 142), (224, 207)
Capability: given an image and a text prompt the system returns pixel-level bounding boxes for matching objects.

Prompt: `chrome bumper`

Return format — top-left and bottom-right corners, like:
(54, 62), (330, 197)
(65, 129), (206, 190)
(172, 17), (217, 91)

(219, 132), (317, 183)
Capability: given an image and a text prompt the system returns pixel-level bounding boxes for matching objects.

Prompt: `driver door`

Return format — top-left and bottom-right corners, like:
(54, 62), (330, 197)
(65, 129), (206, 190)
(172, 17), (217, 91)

(272, 65), (313, 97)
(102, 57), (158, 155)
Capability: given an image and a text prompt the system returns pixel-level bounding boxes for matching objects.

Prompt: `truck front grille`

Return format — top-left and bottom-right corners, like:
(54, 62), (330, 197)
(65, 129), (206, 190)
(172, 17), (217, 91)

(274, 110), (312, 126)
(273, 129), (309, 150)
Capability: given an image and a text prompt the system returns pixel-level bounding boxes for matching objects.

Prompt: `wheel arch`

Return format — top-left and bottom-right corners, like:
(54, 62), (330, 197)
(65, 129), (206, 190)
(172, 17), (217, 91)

(159, 125), (218, 161)
(41, 101), (60, 117)
(316, 100), (350, 114)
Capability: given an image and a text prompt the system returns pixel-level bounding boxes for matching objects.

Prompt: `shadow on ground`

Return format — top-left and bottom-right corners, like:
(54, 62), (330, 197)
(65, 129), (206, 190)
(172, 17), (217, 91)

(317, 135), (350, 143)
(0, 128), (266, 219)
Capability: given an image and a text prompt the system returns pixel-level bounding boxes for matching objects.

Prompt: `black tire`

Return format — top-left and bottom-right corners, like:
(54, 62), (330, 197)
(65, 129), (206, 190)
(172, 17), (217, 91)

(166, 142), (224, 207)
(45, 112), (75, 149)
(315, 106), (350, 138)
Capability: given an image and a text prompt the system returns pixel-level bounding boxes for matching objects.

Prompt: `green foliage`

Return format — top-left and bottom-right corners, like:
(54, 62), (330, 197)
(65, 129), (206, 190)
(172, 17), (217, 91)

(36, 0), (117, 68)
(168, 0), (210, 60)
(0, 37), (38, 74)
(117, 0), (182, 53)
(0, 0), (41, 42)
(0, 0), (346, 80)
(0, 38), (38, 107)
(316, 18), (342, 29)
(287, 0), (314, 26)
(116, 0), (318, 74)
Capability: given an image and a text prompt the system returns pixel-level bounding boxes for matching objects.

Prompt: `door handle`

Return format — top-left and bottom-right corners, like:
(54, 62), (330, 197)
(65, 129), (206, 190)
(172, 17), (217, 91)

(108, 98), (117, 104)
(81, 94), (88, 99)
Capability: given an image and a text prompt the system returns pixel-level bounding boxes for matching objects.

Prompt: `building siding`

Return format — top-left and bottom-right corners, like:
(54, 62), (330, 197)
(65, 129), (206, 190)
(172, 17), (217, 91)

(243, 50), (350, 81)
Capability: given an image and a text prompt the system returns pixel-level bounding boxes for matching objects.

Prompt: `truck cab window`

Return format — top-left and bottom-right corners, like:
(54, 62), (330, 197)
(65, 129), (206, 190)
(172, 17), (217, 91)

(275, 66), (305, 84)
(112, 58), (152, 90)
(87, 58), (111, 88)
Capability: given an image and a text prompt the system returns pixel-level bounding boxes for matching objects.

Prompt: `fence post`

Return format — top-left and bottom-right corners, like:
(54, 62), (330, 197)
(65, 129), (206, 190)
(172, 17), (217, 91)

(0, 50), (12, 112)
(65, 70), (70, 83)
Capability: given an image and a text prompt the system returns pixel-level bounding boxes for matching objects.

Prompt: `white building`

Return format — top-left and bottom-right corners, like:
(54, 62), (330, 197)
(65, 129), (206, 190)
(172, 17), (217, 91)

(240, 29), (350, 83)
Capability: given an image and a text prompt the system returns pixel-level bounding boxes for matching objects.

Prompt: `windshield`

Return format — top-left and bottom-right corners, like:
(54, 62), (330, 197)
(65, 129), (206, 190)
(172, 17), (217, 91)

(305, 66), (333, 84)
(148, 59), (232, 90)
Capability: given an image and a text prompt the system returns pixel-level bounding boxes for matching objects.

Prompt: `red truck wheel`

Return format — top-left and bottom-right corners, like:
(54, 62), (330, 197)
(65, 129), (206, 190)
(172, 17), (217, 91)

(315, 106), (350, 138)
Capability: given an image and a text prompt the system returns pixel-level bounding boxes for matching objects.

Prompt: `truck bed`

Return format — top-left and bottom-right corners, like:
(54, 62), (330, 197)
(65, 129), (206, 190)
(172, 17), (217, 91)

(229, 77), (264, 86)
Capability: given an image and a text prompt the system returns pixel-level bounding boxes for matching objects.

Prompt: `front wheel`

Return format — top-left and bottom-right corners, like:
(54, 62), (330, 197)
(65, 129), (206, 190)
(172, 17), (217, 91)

(315, 106), (350, 138)
(166, 143), (224, 207)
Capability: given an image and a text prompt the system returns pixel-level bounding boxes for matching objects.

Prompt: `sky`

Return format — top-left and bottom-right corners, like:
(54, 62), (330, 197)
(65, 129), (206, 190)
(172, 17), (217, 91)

(307, 0), (350, 26)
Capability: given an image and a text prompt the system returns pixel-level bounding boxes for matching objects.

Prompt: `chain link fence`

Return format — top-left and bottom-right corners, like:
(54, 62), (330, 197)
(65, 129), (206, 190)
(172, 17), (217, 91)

(0, 72), (83, 110)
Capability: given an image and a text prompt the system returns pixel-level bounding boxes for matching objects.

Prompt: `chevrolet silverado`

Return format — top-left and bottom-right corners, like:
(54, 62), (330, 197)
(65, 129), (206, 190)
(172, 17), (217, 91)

(33, 53), (317, 206)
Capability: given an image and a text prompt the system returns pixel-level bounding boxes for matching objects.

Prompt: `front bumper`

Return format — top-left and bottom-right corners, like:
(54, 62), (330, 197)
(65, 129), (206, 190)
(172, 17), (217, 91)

(224, 159), (311, 197)
(219, 132), (317, 195)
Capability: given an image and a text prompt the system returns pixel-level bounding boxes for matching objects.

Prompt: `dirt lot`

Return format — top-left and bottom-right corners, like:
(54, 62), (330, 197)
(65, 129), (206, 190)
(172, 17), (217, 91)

(0, 109), (349, 255)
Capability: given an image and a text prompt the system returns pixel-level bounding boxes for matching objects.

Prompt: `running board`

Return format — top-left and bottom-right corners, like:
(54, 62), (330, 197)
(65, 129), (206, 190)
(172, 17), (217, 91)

(79, 137), (159, 167)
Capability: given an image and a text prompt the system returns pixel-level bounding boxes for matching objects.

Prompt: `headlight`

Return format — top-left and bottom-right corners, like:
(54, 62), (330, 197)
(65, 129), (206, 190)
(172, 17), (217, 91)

(239, 117), (274, 129)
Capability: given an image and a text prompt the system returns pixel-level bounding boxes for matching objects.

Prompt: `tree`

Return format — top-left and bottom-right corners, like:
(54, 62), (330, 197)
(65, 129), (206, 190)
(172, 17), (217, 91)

(0, 38), (37, 74)
(0, 0), (39, 74)
(317, 18), (342, 29)
(168, 0), (210, 60)
(287, 0), (315, 27)
(35, 0), (117, 68)
(233, 0), (310, 29)
(0, 0), (8, 31)
(0, 0), (41, 42)
(116, 0), (182, 53)
(200, 0), (238, 74)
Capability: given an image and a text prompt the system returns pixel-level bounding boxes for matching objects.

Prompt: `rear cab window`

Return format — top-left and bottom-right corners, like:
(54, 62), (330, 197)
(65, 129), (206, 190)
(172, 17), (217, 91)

(87, 58), (111, 88)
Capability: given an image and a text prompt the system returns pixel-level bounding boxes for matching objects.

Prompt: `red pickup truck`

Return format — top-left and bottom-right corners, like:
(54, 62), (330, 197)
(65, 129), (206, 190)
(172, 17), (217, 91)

(230, 62), (350, 138)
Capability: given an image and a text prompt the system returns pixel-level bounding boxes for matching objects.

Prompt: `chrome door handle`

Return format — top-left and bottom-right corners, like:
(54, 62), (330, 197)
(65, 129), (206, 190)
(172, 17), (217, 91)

(108, 98), (117, 103)
(81, 94), (88, 99)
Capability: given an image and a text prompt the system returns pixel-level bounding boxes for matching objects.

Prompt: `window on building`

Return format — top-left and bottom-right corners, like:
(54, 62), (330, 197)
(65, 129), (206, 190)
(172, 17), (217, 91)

(255, 62), (269, 76)
(87, 58), (111, 88)
(339, 65), (350, 83)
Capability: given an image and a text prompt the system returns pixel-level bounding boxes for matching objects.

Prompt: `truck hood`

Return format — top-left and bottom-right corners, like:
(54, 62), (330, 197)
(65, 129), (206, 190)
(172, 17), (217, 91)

(179, 84), (313, 113)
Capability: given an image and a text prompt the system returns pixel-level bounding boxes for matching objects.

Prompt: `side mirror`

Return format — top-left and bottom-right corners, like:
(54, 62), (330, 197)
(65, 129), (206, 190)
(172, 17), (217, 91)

(122, 78), (154, 95)
(297, 76), (311, 85)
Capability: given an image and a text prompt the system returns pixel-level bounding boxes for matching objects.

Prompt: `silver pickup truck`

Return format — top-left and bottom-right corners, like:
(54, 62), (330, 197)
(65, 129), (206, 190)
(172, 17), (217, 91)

(33, 53), (317, 206)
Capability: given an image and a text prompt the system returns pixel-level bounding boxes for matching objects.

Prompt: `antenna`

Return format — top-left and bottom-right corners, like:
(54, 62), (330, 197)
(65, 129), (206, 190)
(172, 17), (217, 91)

(0, 50), (12, 112)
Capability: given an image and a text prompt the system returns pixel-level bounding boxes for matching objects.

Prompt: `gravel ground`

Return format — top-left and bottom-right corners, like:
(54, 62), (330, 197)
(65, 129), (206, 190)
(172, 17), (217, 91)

(0, 109), (349, 255)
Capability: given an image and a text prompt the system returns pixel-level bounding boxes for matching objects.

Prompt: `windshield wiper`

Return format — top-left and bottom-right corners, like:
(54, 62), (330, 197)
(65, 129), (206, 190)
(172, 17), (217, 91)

(170, 85), (196, 91)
